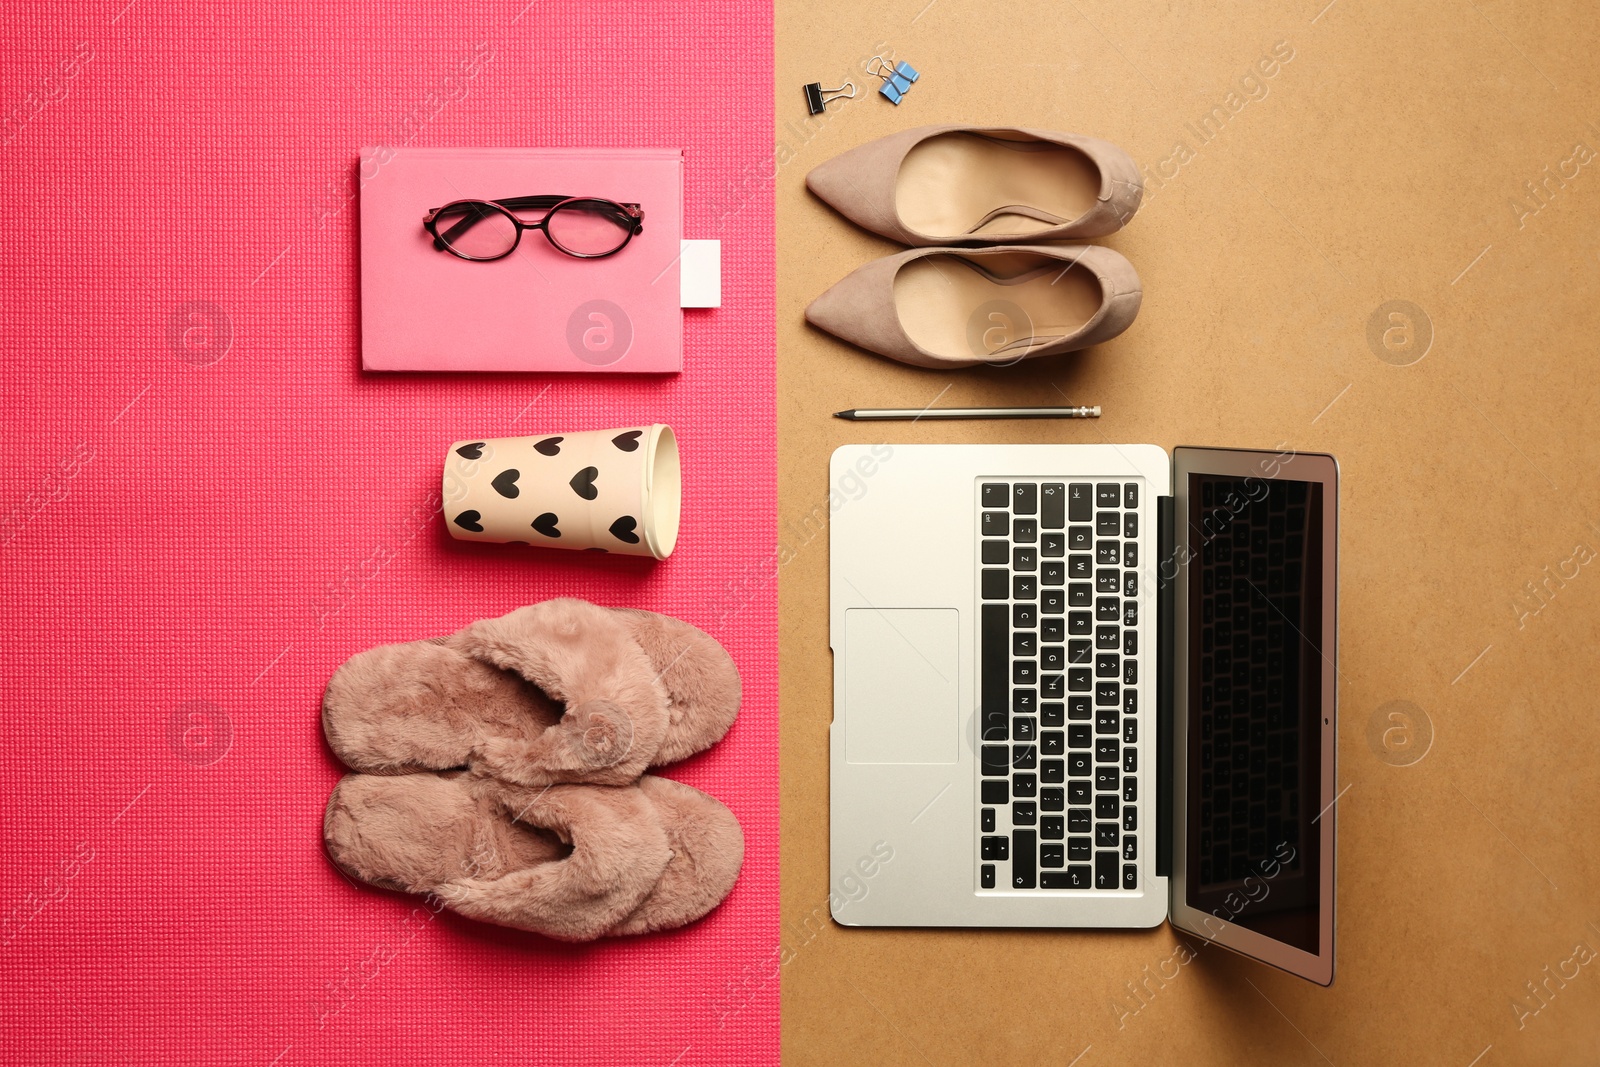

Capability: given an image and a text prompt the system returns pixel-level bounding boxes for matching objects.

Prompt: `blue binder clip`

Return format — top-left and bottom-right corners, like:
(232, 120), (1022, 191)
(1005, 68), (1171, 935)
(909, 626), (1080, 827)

(868, 56), (919, 105)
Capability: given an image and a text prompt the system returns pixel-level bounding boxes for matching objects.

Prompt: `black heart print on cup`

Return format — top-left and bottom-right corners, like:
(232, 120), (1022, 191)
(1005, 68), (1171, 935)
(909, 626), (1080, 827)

(531, 512), (561, 538)
(456, 442), (485, 460)
(569, 466), (599, 500)
(491, 469), (520, 498)
(453, 511), (484, 532)
(534, 437), (564, 457)
(608, 515), (641, 544)
(612, 430), (642, 452)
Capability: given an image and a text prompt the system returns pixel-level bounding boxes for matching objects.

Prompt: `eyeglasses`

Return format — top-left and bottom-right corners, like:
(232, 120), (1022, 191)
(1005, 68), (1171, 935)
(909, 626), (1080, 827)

(423, 196), (644, 261)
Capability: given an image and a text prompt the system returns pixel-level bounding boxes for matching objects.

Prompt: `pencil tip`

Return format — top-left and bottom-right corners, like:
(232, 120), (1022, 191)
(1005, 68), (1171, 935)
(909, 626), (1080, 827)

(833, 410), (855, 419)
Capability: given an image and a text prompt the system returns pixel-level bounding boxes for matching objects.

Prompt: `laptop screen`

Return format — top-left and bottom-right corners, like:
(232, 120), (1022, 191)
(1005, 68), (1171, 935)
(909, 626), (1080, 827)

(1183, 472), (1325, 955)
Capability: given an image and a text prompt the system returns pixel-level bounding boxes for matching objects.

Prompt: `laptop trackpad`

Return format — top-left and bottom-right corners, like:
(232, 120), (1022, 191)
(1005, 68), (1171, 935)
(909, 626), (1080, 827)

(843, 608), (959, 765)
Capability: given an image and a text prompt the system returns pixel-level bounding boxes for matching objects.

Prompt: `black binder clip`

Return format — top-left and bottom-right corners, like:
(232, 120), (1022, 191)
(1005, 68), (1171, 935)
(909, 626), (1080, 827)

(803, 80), (856, 116)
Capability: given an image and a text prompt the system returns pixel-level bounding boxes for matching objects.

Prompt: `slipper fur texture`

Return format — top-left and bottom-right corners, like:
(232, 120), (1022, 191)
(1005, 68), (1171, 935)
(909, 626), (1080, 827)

(323, 599), (741, 786)
(324, 772), (743, 941)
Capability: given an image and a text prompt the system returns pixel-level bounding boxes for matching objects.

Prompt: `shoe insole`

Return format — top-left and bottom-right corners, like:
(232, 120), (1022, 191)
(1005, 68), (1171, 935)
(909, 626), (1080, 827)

(893, 252), (1103, 361)
(896, 132), (1100, 238)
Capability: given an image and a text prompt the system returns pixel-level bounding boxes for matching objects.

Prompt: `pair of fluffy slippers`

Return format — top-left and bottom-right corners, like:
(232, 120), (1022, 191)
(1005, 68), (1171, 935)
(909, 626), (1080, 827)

(322, 598), (744, 941)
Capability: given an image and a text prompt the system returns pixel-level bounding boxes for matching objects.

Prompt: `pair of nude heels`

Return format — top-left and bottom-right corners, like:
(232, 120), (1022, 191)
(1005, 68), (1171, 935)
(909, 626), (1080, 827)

(804, 125), (1145, 369)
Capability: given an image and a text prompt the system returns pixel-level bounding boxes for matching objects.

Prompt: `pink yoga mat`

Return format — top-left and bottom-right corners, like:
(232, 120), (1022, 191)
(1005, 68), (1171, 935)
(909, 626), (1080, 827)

(0, 3), (776, 1063)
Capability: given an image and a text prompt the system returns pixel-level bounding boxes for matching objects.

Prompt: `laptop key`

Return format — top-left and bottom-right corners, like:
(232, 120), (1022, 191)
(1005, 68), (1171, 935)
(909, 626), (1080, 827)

(1095, 850), (1118, 889)
(1041, 483), (1065, 528)
(1040, 843), (1064, 868)
(1096, 483), (1120, 508)
(1013, 716), (1036, 742)
(1041, 759), (1064, 783)
(981, 836), (1009, 861)
(1013, 546), (1037, 572)
(1041, 787), (1064, 811)
(981, 864), (996, 889)
(982, 779), (1009, 804)
(1013, 603), (1037, 628)
(981, 745), (1009, 774)
(1041, 617), (1065, 642)
(1068, 782), (1091, 805)
(1041, 702), (1065, 727)
(1068, 525), (1091, 551)
(1013, 517), (1037, 543)
(1123, 511), (1138, 538)
(1041, 561), (1065, 586)
(981, 511), (1008, 536)
(1095, 795), (1118, 819)
(1123, 864), (1138, 890)
(1067, 865), (1093, 889)
(1012, 801), (1036, 826)
(1068, 809), (1091, 833)
(1096, 823), (1119, 848)
(982, 539), (1008, 564)
(1041, 646), (1064, 671)
(1013, 575), (1037, 601)
(1123, 806), (1137, 832)
(1096, 512), (1120, 536)
(1012, 830), (1037, 888)
(981, 483), (1008, 507)
(1096, 705), (1119, 734)
(1068, 583), (1093, 607)
(1012, 773), (1036, 798)
(1041, 532), (1066, 557)
(1013, 482), (1037, 516)
(1068, 483), (1092, 522)
(1124, 482), (1138, 508)
(1068, 838), (1091, 862)
(1041, 816), (1064, 839)
(981, 568), (1008, 599)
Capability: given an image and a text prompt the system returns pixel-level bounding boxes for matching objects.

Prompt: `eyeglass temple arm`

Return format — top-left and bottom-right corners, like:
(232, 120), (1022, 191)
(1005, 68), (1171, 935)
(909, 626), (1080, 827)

(493, 195), (645, 234)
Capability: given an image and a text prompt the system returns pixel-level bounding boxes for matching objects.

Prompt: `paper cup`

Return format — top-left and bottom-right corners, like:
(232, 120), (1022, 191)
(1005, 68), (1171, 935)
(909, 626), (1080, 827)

(442, 425), (680, 559)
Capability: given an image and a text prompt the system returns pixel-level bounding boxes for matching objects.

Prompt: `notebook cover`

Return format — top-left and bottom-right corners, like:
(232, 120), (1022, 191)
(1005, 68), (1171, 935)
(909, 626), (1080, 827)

(360, 147), (683, 373)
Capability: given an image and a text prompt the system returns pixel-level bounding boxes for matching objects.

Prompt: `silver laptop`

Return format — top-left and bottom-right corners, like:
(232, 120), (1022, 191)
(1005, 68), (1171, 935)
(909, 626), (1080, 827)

(829, 443), (1338, 985)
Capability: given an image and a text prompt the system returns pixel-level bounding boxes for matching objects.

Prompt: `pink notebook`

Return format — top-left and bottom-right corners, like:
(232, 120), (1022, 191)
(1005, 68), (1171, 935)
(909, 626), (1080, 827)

(360, 147), (683, 373)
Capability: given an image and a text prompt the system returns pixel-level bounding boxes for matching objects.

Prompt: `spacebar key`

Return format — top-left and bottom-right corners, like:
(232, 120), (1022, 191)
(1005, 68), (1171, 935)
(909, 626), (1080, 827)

(982, 604), (1009, 739)
(1012, 830), (1037, 888)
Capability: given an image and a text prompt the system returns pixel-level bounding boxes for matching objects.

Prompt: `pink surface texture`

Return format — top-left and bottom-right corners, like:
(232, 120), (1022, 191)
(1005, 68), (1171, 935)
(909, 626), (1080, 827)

(0, 3), (776, 1064)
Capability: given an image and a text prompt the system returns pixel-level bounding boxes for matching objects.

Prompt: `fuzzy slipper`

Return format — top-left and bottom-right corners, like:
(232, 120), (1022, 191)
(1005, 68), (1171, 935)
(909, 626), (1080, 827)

(322, 771), (743, 941)
(321, 598), (741, 787)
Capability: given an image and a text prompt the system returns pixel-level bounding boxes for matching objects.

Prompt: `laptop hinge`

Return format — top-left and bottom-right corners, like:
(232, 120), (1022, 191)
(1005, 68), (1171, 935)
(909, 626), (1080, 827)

(1156, 494), (1175, 878)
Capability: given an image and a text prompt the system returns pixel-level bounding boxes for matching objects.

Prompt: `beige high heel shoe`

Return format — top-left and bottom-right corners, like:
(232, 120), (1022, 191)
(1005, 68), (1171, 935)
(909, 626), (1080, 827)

(805, 126), (1143, 245)
(805, 245), (1141, 370)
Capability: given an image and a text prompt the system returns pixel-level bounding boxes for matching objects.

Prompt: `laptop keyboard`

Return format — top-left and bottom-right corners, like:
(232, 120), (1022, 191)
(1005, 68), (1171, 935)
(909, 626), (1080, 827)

(977, 479), (1143, 892)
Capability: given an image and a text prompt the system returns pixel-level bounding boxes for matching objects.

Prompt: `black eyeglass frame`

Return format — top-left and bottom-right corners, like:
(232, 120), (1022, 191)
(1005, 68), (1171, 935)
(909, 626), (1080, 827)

(422, 195), (645, 261)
